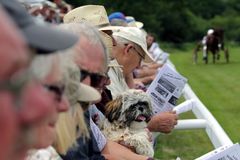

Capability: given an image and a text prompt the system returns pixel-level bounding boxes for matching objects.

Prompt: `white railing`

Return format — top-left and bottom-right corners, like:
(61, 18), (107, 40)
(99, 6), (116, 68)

(168, 60), (233, 149)
(175, 84), (233, 148)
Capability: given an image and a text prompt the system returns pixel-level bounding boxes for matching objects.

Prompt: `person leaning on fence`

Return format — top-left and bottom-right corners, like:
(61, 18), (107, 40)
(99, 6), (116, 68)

(25, 54), (70, 160)
(108, 27), (178, 134)
(0, 0), (78, 159)
(54, 53), (101, 156)
(57, 18), (152, 159)
(54, 22), (109, 159)
(131, 33), (165, 87)
(0, 7), (32, 160)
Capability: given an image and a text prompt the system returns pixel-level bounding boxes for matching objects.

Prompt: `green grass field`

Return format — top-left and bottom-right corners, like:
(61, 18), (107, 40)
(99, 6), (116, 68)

(154, 44), (240, 160)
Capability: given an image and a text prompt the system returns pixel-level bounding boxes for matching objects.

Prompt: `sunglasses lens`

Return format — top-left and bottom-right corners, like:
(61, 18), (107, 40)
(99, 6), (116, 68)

(44, 85), (65, 102)
(80, 69), (109, 88)
(80, 70), (89, 82)
(90, 74), (102, 88)
(91, 74), (109, 88)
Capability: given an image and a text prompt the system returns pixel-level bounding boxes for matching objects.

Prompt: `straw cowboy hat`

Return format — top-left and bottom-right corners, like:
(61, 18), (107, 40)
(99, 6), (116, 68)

(63, 5), (119, 31)
(113, 27), (154, 63)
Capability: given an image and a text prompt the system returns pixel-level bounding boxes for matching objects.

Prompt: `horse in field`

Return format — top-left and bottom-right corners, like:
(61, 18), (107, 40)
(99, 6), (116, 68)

(193, 28), (229, 64)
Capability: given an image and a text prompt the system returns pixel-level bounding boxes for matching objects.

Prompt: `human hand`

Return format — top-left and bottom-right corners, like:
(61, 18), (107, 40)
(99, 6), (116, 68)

(147, 111), (178, 133)
(118, 140), (136, 153)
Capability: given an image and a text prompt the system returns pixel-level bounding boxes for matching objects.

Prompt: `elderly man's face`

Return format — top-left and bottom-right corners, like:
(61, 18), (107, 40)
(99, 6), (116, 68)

(74, 36), (108, 92)
(112, 42), (143, 76)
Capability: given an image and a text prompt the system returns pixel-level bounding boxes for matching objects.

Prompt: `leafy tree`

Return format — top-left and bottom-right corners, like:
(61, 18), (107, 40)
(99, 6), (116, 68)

(65, 0), (240, 43)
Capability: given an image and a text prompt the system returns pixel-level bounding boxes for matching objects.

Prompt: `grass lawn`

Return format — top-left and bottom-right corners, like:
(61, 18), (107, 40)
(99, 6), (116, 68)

(154, 44), (240, 160)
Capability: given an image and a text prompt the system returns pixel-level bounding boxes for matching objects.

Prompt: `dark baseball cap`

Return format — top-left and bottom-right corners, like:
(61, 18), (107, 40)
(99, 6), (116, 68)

(0, 0), (78, 53)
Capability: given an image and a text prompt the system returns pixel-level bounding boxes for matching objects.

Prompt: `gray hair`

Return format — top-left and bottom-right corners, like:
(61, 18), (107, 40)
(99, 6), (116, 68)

(28, 53), (64, 83)
(59, 22), (109, 68)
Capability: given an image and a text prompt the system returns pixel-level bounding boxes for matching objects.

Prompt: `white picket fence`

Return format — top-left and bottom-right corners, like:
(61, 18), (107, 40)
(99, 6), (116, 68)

(167, 60), (233, 158)
(175, 83), (233, 148)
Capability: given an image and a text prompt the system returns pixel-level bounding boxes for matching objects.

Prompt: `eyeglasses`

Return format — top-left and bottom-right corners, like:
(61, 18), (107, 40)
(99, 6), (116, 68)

(44, 84), (65, 102)
(80, 69), (109, 88)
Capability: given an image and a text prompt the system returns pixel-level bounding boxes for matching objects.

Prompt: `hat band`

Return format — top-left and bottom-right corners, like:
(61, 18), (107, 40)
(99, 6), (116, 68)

(97, 22), (111, 29)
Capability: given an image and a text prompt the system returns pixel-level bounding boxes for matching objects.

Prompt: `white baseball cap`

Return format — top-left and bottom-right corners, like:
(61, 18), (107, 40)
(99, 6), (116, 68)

(113, 27), (154, 63)
(64, 61), (101, 105)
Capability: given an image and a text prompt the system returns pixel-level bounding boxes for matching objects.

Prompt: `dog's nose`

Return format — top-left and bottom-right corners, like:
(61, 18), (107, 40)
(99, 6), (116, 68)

(139, 106), (144, 112)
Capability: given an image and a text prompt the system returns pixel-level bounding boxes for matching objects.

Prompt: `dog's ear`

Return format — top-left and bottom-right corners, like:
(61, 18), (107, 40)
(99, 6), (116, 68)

(105, 96), (123, 122)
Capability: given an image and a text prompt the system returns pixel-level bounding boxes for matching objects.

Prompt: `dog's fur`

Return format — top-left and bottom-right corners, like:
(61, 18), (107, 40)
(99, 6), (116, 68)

(99, 89), (154, 157)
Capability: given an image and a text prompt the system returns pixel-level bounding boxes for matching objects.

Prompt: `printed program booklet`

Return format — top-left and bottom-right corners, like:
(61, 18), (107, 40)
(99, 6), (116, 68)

(146, 63), (187, 114)
(195, 143), (240, 160)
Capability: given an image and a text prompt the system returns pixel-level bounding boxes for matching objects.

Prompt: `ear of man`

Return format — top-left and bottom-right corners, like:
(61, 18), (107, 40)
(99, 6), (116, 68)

(124, 44), (134, 56)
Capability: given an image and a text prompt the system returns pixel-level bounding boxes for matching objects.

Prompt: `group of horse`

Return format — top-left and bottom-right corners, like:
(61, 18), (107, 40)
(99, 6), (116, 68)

(193, 28), (229, 64)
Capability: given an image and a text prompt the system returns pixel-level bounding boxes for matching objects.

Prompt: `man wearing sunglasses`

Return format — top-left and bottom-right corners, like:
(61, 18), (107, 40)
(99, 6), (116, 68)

(58, 20), (152, 159)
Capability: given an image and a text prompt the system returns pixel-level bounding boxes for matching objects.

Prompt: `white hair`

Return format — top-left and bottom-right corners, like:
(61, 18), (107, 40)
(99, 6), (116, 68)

(28, 53), (63, 82)
(59, 22), (109, 67)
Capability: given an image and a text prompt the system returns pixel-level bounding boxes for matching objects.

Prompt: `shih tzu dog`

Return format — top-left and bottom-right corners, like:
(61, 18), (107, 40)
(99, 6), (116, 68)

(99, 89), (154, 157)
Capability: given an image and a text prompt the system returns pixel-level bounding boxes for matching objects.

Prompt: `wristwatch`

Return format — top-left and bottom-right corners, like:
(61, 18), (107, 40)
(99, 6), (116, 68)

(147, 158), (154, 160)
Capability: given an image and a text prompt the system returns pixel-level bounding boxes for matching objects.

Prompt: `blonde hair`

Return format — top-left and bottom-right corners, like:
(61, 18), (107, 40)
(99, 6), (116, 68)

(54, 105), (87, 155)
(53, 52), (89, 154)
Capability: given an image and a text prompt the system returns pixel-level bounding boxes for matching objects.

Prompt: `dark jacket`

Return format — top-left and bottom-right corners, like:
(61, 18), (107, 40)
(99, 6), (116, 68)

(61, 111), (105, 160)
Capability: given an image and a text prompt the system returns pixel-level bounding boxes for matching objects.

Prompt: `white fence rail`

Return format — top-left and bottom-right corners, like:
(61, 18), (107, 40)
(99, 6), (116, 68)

(175, 84), (233, 148)
(168, 60), (233, 149)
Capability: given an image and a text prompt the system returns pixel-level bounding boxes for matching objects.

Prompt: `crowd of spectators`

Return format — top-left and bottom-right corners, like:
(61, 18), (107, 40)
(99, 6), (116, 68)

(0, 1), (178, 160)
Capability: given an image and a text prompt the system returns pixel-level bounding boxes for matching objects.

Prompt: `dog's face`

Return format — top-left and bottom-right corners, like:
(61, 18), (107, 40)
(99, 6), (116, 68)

(105, 89), (153, 127)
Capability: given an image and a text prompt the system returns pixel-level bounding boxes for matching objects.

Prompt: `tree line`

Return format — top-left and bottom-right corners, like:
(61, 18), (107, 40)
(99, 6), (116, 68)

(66, 0), (240, 43)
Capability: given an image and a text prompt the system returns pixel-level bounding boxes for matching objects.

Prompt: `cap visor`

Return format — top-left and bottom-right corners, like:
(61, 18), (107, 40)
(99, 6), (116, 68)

(78, 83), (101, 102)
(23, 23), (78, 53)
(99, 25), (123, 31)
(135, 21), (144, 29)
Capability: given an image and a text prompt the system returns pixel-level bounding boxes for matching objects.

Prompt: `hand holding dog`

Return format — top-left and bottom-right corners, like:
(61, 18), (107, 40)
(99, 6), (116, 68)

(147, 111), (178, 133)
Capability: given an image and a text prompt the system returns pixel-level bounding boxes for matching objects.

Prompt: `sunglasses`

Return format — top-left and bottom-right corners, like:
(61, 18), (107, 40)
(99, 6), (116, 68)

(44, 84), (65, 102)
(80, 69), (109, 88)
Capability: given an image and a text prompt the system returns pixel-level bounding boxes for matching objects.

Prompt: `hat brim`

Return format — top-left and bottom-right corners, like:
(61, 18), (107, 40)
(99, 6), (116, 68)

(78, 83), (101, 102)
(99, 25), (123, 31)
(22, 23), (78, 53)
(142, 47), (154, 63)
(135, 21), (144, 29)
